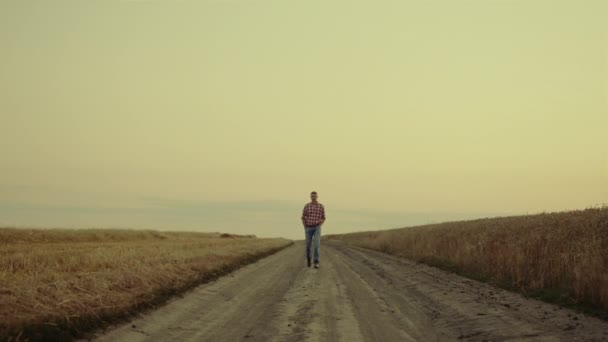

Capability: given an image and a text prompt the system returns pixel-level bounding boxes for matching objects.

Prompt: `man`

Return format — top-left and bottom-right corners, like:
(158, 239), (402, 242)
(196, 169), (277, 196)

(301, 191), (325, 268)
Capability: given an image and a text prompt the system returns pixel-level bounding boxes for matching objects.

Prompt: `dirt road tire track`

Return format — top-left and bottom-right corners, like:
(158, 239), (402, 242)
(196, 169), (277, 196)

(92, 241), (608, 342)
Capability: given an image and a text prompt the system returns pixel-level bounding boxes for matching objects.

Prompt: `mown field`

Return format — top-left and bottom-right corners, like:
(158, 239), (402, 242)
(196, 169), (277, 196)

(326, 206), (608, 317)
(0, 228), (292, 341)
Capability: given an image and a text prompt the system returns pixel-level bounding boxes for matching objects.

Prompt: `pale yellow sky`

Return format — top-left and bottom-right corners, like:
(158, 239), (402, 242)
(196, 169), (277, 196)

(1, 0), (607, 239)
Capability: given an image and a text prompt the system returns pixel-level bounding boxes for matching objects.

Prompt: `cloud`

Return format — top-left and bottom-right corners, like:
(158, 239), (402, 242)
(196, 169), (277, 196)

(0, 193), (519, 240)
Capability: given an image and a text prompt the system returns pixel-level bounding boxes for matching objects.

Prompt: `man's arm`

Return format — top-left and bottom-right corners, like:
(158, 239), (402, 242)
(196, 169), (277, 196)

(320, 205), (326, 226)
(301, 205), (307, 227)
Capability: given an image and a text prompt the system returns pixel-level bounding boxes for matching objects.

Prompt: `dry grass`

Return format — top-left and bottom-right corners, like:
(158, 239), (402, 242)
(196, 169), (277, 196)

(326, 206), (608, 313)
(0, 228), (292, 341)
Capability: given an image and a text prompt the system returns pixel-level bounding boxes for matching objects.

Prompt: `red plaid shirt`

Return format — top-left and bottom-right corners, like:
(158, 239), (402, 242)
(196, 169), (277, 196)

(302, 202), (325, 226)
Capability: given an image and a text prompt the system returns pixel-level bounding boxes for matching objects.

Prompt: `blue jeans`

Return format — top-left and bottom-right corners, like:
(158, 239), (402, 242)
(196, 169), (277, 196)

(305, 225), (321, 263)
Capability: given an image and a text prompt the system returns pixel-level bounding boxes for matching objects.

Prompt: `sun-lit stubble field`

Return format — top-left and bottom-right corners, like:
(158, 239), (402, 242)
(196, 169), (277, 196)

(326, 207), (608, 315)
(0, 228), (292, 340)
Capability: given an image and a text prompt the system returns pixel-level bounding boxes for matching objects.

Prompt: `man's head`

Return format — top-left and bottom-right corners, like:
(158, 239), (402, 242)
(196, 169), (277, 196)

(310, 191), (318, 202)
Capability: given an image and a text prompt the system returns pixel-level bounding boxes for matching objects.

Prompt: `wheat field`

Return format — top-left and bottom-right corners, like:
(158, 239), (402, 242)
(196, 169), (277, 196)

(0, 228), (292, 340)
(326, 206), (608, 314)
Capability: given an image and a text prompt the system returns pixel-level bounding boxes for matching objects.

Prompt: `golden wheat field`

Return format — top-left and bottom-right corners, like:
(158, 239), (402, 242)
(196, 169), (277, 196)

(0, 228), (292, 340)
(326, 206), (608, 314)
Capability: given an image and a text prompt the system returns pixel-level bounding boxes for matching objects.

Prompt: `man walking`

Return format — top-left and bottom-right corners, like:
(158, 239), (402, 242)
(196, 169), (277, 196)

(301, 191), (325, 268)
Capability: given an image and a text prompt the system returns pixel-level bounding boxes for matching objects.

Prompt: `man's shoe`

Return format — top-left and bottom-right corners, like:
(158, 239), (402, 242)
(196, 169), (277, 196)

(314, 262), (319, 269)
(307, 258), (311, 267)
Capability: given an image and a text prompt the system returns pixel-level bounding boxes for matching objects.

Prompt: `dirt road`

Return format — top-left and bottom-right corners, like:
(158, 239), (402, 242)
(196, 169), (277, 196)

(92, 242), (608, 342)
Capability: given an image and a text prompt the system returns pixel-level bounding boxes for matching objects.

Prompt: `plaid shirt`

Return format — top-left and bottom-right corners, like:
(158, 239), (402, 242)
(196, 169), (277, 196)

(302, 202), (325, 226)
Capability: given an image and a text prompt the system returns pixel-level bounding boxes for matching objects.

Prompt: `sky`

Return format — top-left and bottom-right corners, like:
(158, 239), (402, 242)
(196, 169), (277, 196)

(1, 0), (607, 240)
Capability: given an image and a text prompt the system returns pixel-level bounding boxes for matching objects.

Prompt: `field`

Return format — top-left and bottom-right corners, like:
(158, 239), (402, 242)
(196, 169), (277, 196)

(0, 228), (292, 341)
(326, 206), (608, 316)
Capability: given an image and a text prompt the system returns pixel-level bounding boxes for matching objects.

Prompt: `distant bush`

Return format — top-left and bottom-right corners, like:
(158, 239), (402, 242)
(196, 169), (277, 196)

(220, 233), (257, 239)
